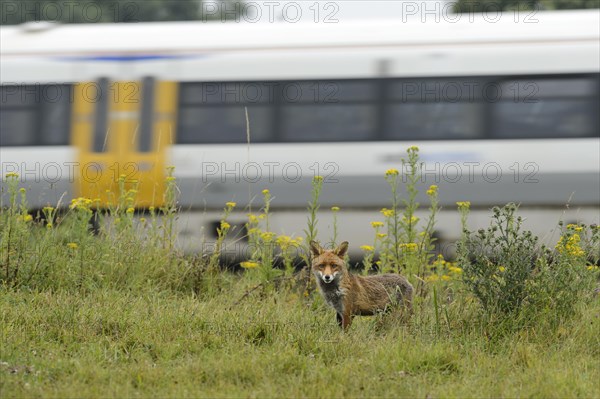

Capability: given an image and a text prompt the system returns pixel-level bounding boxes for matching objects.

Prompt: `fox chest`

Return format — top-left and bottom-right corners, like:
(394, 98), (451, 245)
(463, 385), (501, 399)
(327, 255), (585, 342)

(319, 284), (347, 314)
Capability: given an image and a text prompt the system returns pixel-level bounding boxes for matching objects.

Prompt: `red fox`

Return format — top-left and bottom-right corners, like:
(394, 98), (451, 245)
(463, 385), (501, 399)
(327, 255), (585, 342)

(310, 240), (413, 330)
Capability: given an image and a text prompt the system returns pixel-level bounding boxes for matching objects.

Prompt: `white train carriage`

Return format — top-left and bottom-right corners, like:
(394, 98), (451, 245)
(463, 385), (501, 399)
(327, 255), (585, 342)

(1, 10), (599, 255)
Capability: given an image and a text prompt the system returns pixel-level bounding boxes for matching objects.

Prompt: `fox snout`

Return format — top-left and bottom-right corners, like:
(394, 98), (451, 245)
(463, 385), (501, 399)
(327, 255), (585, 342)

(318, 270), (338, 284)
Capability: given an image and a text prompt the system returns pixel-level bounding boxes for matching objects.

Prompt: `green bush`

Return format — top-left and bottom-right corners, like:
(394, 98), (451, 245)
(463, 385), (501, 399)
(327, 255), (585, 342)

(457, 203), (598, 328)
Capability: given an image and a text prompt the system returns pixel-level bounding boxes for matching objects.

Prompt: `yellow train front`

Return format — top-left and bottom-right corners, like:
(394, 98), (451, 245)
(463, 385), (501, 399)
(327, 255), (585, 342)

(2, 78), (178, 210)
(71, 79), (178, 208)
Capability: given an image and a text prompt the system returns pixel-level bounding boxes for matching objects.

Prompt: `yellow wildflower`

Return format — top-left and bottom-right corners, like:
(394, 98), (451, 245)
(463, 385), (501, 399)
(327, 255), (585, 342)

(261, 231), (275, 242)
(371, 221), (384, 228)
(220, 221), (231, 230)
(400, 243), (418, 252)
(425, 274), (439, 283)
(149, 206), (155, 212)
(385, 168), (399, 177)
(126, 207), (135, 214)
(448, 266), (463, 274)
(67, 242), (78, 250)
(360, 245), (375, 252)
(19, 187), (26, 193)
(5, 172), (19, 178)
(262, 189), (270, 195)
(499, 266), (506, 272)
(24, 214), (33, 222)
(456, 201), (471, 210)
(166, 176), (176, 182)
(331, 206), (340, 212)
(566, 224), (584, 232)
(441, 275), (451, 281)
(402, 215), (418, 224)
(556, 234), (585, 257)
(46, 223), (53, 229)
(226, 201), (237, 208)
(426, 185), (438, 196)
(277, 235), (291, 246)
(139, 218), (146, 223)
(313, 176), (323, 182)
(70, 197), (93, 210)
(241, 261), (259, 269)
(380, 208), (395, 218)
(408, 146), (419, 152)
(376, 233), (387, 239)
(247, 214), (259, 224)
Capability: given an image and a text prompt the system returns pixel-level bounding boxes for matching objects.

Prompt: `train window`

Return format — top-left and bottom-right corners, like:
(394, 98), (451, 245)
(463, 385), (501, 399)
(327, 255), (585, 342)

(177, 81), (275, 143)
(491, 77), (599, 138)
(0, 109), (36, 146)
(384, 78), (487, 140)
(93, 78), (110, 152)
(39, 85), (72, 145)
(0, 84), (71, 146)
(1, 85), (37, 106)
(178, 105), (272, 143)
(139, 77), (155, 152)
(388, 78), (487, 102)
(384, 103), (485, 140)
(280, 104), (376, 142)
(498, 78), (597, 100)
(492, 99), (597, 138)
(283, 80), (377, 103)
(180, 82), (275, 105)
(278, 80), (378, 142)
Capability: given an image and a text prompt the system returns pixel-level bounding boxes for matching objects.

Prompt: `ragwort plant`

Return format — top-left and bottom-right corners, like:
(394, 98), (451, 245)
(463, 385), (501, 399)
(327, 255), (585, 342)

(241, 189), (282, 284)
(374, 147), (440, 286)
(0, 169), (197, 293)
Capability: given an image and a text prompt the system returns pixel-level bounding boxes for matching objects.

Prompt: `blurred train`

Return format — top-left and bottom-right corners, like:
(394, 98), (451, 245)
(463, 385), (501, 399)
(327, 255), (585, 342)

(1, 10), (599, 255)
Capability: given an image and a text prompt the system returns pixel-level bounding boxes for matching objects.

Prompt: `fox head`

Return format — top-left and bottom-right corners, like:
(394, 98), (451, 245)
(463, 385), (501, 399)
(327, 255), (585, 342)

(310, 241), (349, 285)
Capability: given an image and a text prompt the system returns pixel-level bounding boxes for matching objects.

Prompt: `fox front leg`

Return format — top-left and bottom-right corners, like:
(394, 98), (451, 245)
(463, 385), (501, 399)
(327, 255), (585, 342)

(341, 312), (353, 331)
(336, 313), (342, 327)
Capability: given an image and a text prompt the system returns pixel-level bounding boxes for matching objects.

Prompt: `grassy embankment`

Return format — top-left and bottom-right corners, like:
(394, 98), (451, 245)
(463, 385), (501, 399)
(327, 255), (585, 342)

(1, 147), (599, 398)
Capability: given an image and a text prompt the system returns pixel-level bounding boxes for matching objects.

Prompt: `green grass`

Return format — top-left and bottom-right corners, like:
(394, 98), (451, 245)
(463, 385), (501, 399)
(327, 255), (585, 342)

(2, 282), (599, 398)
(2, 152), (599, 398)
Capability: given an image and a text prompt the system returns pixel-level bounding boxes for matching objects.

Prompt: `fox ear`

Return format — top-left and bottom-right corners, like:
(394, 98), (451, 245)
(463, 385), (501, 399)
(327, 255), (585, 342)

(310, 241), (324, 257)
(335, 241), (349, 258)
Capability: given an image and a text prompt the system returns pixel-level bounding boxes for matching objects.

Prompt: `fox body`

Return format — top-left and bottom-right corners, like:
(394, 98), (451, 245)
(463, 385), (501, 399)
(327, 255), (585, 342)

(310, 241), (413, 330)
